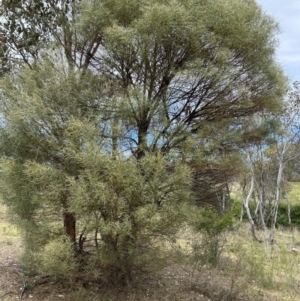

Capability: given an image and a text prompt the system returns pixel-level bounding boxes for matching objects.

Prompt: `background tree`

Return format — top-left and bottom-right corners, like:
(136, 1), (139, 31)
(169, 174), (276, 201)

(236, 114), (279, 242)
(268, 82), (300, 243)
(237, 83), (300, 243)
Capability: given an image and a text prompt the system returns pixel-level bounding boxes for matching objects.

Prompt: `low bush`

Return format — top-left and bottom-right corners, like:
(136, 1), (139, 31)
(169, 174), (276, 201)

(38, 236), (78, 282)
(189, 206), (234, 266)
(231, 199), (300, 229)
(276, 203), (300, 228)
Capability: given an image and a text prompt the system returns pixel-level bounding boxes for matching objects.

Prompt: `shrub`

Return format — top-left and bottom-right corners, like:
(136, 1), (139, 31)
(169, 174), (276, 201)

(276, 203), (300, 229)
(189, 206), (234, 266)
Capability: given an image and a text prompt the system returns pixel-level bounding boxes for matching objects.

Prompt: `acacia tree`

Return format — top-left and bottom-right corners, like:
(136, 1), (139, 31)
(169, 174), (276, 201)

(0, 59), (192, 282)
(0, 0), (287, 281)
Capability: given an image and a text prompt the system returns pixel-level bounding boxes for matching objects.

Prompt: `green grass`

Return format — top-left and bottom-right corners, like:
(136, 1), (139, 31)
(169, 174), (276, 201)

(287, 182), (300, 204)
(0, 221), (19, 237)
(0, 204), (20, 242)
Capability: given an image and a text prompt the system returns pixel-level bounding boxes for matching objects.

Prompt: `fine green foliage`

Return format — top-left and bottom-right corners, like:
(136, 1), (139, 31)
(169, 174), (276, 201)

(39, 236), (78, 282)
(68, 152), (192, 282)
(0, 60), (192, 282)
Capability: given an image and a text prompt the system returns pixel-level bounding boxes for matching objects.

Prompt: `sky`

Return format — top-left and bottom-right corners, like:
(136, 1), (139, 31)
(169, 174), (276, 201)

(256, 0), (300, 82)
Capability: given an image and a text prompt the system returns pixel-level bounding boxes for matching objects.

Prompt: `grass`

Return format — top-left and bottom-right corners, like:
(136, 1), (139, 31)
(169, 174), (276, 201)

(225, 225), (300, 300)
(287, 182), (300, 204)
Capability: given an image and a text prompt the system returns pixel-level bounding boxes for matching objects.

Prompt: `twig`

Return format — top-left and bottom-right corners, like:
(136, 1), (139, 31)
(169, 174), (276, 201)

(0, 264), (27, 300)
(12, 266), (26, 300)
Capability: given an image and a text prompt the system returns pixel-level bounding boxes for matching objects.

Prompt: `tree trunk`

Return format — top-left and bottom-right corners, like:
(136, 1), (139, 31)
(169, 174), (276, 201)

(240, 202), (244, 222)
(287, 201), (292, 226)
(136, 128), (147, 160)
(269, 161), (284, 243)
(244, 173), (262, 243)
(63, 211), (76, 244)
(259, 201), (268, 241)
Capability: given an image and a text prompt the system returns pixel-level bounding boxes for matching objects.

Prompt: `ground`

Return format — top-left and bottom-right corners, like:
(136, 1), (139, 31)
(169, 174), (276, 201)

(0, 205), (212, 301)
(0, 205), (243, 301)
(0, 207), (24, 301)
(1, 202), (300, 301)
